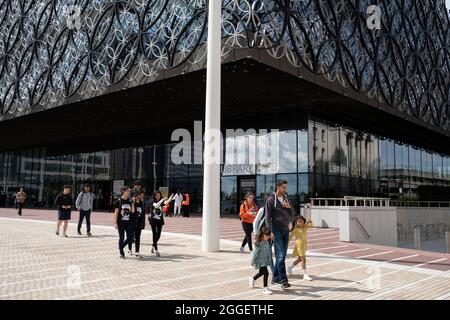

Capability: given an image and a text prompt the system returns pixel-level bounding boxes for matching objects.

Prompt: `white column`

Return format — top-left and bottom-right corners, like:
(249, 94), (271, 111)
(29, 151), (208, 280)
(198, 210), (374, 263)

(202, 0), (222, 252)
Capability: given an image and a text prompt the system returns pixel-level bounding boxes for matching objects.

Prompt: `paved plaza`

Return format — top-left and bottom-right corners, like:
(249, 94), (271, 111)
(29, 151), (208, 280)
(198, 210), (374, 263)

(0, 210), (449, 300)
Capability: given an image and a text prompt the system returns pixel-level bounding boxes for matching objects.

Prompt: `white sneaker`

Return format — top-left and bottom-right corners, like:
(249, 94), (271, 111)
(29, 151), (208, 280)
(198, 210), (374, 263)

(135, 252), (141, 258)
(156, 250), (160, 257)
(240, 246), (244, 253)
(128, 250), (132, 255)
(287, 265), (293, 276)
(263, 287), (273, 295)
(303, 274), (313, 281)
(151, 246), (155, 254)
(248, 277), (255, 288)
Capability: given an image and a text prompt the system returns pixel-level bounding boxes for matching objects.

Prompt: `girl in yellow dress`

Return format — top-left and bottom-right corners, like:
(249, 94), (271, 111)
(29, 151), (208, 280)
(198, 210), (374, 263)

(287, 216), (313, 280)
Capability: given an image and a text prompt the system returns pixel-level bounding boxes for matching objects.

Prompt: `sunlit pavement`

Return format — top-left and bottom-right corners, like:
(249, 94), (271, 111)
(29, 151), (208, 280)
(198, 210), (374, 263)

(0, 213), (449, 300)
(1, 208), (449, 272)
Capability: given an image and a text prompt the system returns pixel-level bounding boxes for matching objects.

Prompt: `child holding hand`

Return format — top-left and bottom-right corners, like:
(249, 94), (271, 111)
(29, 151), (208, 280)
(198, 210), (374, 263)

(249, 228), (273, 295)
(287, 216), (313, 280)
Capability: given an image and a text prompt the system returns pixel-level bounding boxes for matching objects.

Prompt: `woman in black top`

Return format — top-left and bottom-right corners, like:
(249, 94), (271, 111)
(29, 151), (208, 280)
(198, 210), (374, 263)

(54, 185), (74, 237)
(114, 187), (135, 259)
(149, 191), (167, 257)
(128, 190), (146, 259)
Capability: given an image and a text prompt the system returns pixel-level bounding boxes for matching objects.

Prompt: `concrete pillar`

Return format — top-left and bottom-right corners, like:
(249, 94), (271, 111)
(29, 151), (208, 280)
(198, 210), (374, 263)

(202, 0), (222, 252)
(446, 231), (450, 254)
(414, 227), (421, 250)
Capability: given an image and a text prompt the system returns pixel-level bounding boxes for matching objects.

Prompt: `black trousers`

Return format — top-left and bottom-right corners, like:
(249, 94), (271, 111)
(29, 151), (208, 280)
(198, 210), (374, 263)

(77, 210), (91, 232)
(150, 220), (163, 250)
(18, 203), (24, 215)
(182, 205), (190, 217)
(253, 266), (269, 287)
(118, 222), (133, 255)
(241, 222), (254, 251)
(129, 228), (142, 253)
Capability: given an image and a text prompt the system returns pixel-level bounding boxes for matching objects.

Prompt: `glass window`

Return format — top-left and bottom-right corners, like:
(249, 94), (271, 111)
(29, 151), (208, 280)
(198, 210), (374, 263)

(339, 129), (349, 176)
(257, 132), (278, 175)
(422, 151), (433, 179)
(409, 147), (421, 182)
(395, 143), (409, 181)
(187, 177), (203, 213)
(221, 176), (237, 214)
(327, 126), (341, 175)
(298, 173), (309, 203)
(433, 154), (443, 180)
(94, 151), (112, 181)
(257, 172), (274, 190)
(277, 173), (297, 206)
(297, 130), (308, 173)
(224, 132), (256, 176)
(278, 130), (297, 173)
(276, 174), (297, 197)
(444, 156), (450, 180)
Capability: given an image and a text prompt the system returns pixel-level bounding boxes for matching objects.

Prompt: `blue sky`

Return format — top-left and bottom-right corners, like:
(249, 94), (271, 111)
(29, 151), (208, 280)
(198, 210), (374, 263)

(447, 0), (450, 9)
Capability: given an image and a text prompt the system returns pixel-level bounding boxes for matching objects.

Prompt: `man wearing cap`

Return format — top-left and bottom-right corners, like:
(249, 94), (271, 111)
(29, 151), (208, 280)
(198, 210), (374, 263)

(76, 183), (96, 237)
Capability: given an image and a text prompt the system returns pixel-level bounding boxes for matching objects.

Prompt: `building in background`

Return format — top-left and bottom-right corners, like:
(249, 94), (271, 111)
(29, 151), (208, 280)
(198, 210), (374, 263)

(0, 1), (449, 213)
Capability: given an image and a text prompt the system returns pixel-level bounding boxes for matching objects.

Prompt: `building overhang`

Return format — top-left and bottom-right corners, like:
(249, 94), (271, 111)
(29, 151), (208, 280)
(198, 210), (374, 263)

(0, 51), (449, 156)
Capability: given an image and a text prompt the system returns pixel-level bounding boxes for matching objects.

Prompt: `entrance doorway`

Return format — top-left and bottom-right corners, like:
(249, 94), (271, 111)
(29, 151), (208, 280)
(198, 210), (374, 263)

(237, 176), (256, 209)
(93, 181), (112, 210)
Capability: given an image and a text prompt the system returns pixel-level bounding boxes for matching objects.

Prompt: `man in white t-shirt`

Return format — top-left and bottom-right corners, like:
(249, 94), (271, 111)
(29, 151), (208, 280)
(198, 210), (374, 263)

(173, 191), (183, 216)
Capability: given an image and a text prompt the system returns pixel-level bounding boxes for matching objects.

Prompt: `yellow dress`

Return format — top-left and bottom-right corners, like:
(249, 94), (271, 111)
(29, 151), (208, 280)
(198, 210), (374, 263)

(289, 222), (313, 257)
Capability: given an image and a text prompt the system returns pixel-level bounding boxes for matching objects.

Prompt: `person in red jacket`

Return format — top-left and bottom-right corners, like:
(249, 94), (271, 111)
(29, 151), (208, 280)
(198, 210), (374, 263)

(239, 192), (258, 253)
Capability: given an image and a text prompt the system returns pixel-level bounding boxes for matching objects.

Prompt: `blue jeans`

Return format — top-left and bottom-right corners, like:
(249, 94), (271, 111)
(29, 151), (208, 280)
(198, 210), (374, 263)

(271, 225), (289, 283)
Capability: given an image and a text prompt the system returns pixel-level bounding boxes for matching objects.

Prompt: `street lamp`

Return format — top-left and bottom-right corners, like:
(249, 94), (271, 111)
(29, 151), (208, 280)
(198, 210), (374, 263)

(202, 0), (222, 252)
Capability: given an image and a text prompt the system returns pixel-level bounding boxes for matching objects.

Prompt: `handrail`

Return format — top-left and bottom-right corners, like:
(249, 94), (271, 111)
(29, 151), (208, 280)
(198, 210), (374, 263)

(390, 200), (450, 208)
(310, 198), (450, 208)
(310, 197), (390, 207)
(351, 217), (370, 239)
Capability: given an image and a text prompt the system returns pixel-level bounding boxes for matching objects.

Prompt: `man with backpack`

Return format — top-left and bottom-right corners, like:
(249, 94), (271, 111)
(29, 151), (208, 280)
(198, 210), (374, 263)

(76, 183), (96, 237)
(264, 180), (296, 289)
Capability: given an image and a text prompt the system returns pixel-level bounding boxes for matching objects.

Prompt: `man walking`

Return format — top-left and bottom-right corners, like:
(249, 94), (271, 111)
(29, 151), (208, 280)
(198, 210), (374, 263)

(16, 188), (26, 216)
(76, 183), (95, 236)
(264, 180), (296, 289)
(173, 190), (183, 217)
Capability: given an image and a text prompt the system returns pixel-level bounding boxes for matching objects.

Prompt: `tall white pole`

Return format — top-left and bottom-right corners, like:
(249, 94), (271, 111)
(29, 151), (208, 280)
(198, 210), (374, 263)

(202, 0), (222, 252)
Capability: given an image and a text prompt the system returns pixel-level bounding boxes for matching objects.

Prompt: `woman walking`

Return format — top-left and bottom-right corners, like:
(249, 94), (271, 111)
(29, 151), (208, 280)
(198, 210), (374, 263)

(114, 187), (135, 259)
(128, 190), (146, 259)
(239, 193), (258, 253)
(149, 191), (169, 257)
(54, 185), (74, 237)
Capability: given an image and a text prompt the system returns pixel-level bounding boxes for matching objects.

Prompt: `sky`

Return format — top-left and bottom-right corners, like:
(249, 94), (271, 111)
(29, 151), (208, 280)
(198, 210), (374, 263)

(447, 0), (450, 10)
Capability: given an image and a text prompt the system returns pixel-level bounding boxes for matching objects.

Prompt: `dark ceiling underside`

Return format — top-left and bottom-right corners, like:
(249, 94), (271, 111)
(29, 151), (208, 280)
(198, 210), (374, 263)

(1, 58), (449, 156)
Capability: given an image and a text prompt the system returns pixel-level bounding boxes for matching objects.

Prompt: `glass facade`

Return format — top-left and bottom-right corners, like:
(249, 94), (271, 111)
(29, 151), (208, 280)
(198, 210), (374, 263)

(309, 119), (450, 201)
(1, 117), (449, 213)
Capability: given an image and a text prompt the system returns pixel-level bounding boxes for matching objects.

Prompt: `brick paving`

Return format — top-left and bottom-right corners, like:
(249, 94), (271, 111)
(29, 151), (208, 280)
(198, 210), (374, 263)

(0, 212), (449, 300)
(1, 208), (449, 272)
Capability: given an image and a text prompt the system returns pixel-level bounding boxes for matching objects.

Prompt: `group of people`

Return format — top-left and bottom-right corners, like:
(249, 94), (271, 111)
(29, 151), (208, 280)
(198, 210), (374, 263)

(113, 186), (172, 259)
(49, 180), (188, 259)
(15, 178), (312, 294)
(239, 179), (313, 295)
(54, 183), (96, 237)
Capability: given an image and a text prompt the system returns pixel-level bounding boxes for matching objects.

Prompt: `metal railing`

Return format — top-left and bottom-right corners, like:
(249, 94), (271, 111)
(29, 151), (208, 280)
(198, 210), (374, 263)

(311, 197), (390, 207)
(390, 200), (450, 208)
(311, 198), (450, 208)
(351, 217), (370, 239)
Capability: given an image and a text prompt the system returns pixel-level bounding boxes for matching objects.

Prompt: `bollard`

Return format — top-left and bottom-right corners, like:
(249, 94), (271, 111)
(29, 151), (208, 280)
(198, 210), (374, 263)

(414, 227), (421, 250)
(446, 231), (450, 254)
